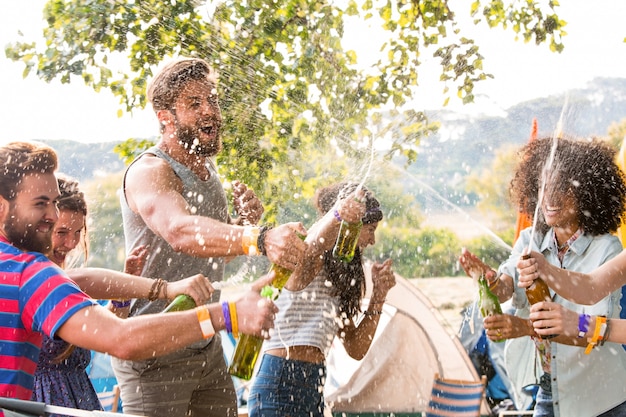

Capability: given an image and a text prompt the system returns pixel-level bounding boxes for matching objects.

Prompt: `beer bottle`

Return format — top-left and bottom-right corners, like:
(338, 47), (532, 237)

(478, 274), (504, 343)
(332, 219), (362, 263)
(522, 255), (557, 339)
(162, 294), (196, 313)
(228, 264), (292, 380)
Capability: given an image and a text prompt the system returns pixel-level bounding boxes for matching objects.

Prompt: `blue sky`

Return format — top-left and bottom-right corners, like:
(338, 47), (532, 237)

(1, 1), (625, 144)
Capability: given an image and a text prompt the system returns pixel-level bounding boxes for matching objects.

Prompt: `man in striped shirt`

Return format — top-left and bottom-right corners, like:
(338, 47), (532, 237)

(0, 141), (278, 410)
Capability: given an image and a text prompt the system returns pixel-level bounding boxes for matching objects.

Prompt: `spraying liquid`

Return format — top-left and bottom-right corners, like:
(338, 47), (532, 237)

(524, 97), (570, 339)
(332, 138), (376, 262)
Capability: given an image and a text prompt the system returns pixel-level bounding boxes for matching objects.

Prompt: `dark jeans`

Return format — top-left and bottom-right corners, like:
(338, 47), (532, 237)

(248, 354), (326, 417)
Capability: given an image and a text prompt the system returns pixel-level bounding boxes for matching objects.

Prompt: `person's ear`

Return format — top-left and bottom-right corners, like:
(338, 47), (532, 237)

(0, 196), (9, 223)
(156, 109), (175, 130)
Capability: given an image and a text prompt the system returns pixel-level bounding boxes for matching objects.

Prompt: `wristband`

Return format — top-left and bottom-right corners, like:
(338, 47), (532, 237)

(242, 226), (260, 256)
(599, 319), (611, 346)
(585, 315), (607, 354)
(488, 275), (500, 291)
(333, 209), (342, 223)
(195, 306), (215, 339)
(222, 301), (232, 334)
(111, 299), (131, 309)
(578, 313), (590, 338)
(228, 301), (239, 338)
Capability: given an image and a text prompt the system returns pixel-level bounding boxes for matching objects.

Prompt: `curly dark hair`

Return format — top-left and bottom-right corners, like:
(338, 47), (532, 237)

(313, 182), (383, 318)
(511, 136), (626, 236)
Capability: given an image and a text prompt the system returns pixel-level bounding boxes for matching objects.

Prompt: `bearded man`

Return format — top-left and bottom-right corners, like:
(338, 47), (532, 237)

(113, 57), (307, 417)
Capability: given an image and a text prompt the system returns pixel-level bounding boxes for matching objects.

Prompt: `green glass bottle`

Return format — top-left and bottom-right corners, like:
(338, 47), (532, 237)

(478, 274), (504, 343)
(228, 264), (292, 380)
(162, 294), (196, 313)
(332, 219), (363, 263)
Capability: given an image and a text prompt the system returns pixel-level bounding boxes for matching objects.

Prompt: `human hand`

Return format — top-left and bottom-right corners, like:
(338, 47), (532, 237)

(528, 301), (573, 338)
(483, 313), (534, 341)
(167, 274), (215, 305)
(336, 192), (366, 224)
(516, 251), (547, 289)
(263, 222), (307, 271)
(232, 180), (264, 225)
(370, 259), (395, 302)
(124, 245), (148, 276)
(459, 247), (496, 282)
(233, 271), (280, 339)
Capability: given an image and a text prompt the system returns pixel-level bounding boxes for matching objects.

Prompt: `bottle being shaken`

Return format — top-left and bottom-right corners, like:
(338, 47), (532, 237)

(477, 273), (504, 343)
(228, 264), (292, 380)
(332, 219), (363, 263)
(162, 294), (196, 312)
(522, 254), (557, 339)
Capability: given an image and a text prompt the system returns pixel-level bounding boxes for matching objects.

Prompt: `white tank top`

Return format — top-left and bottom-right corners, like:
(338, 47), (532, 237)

(263, 274), (341, 356)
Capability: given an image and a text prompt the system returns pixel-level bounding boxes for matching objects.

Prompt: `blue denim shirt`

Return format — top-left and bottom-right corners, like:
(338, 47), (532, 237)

(500, 228), (626, 417)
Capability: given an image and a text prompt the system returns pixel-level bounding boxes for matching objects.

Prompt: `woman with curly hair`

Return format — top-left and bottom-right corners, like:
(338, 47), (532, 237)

(247, 182), (396, 417)
(460, 136), (626, 417)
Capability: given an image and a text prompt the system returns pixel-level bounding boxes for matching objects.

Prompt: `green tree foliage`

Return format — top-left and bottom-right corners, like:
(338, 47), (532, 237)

(82, 171), (127, 270)
(607, 117), (626, 150)
(370, 225), (461, 278)
(5, 0), (565, 212)
(464, 143), (518, 233)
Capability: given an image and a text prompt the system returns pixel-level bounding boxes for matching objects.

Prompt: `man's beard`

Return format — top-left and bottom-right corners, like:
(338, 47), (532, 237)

(4, 215), (53, 254)
(175, 123), (222, 157)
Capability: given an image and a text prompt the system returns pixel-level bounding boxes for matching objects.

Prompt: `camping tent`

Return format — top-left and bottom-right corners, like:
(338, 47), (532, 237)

(325, 271), (491, 416)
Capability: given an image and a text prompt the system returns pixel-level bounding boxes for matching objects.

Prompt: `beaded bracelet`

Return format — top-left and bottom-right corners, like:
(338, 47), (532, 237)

(222, 301), (232, 334)
(257, 224), (273, 256)
(148, 278), (166, 301)
(111, 299), (131, 309)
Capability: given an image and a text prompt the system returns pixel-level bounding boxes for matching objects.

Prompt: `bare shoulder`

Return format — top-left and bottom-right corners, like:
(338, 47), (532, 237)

(126, 153), (181, 191)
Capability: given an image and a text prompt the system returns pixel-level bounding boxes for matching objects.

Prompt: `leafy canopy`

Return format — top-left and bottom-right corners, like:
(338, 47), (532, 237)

(5, 0), (566, 214)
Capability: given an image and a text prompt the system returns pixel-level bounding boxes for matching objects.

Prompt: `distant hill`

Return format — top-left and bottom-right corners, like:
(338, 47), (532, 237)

(409, 76), (626, 206)
(38, 139), (125, 182)
(39, 77), (626, 191)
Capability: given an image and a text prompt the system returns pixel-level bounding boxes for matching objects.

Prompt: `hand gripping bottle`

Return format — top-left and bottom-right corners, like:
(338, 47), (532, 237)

(522, 254), (556, 339)
(477, 274), (504, 343)
(228, 264), (292, 380)
(162, 294), (197, 312)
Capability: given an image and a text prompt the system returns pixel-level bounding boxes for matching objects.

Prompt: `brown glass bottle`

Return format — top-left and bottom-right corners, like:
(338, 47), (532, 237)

(522, 254), (557, 339)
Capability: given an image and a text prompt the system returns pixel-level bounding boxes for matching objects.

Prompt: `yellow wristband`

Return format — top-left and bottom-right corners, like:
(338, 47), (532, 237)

(488, 276), (500, 291)
(228, 301), (239, 338)
(195, 306), (215, 339)
(585, 315), (606, 354)
(242, 227), (260, 256)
